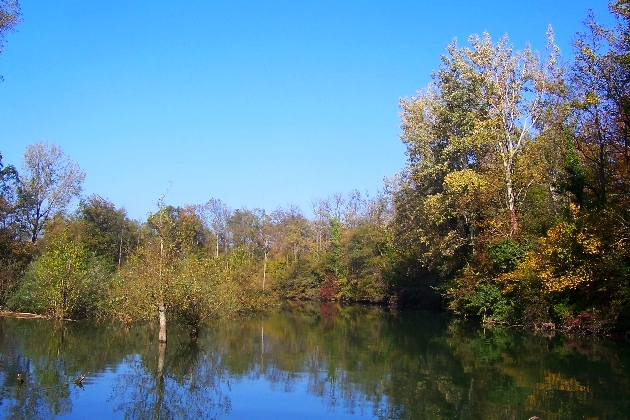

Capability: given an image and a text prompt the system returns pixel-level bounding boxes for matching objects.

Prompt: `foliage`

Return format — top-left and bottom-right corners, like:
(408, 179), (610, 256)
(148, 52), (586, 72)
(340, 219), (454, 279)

(342, 222), (391, 302)
(76, 195), (140, 268)
(1, 1), (629, 335)
(272, 256), (321, 301)
(16, 141), (85, 242)
(0, 153), (34, 303)
(390, 2), (630, 332)
(487, 239), (528, 274)
(6, 227), (109, 319)
(108, 203), (272, 330)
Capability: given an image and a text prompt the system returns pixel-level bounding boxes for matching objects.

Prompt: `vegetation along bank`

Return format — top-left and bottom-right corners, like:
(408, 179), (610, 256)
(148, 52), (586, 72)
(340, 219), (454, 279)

(1, 1), (629, 336)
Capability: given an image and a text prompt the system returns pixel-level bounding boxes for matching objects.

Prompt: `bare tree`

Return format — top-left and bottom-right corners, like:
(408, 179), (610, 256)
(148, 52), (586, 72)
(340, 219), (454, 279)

(17, 142), (85, 242)
(197, 198), (231, 257)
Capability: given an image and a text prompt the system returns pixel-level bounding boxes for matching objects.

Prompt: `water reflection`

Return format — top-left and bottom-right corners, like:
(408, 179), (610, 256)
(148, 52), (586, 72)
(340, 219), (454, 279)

(0, 304), (628, 419)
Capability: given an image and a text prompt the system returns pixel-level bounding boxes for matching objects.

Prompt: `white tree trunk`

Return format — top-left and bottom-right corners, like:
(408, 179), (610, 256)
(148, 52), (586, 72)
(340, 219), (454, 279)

(263, 251), (267, 290)
(158, 303), (167, 343)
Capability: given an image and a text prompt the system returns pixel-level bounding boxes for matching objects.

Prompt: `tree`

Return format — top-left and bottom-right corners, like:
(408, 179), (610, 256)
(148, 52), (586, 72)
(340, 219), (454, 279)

(0, 151), (32, 303)
(442, 30), (562, 237)
(568, 7), (630, 208)
(77, 195), (140, 268)
(146, 203), (205, 341)
(311, 197), (332, 256)
(17, 142), (85, 242)
(115, 199), (211, 342)
(261, 205), (313, 292)
(393, 30), (563, 276)
(7, 225), (107, 319)
(268, 205), (311, 263)
(227, 208), (264, 258)
(196, 198), (231, 257)
(122, 201), (179, 343)
(0, 151), (18, 231)
(496, 3), (630, 330)
(0, 0), (20, 81)
(394, 72), (490, 276)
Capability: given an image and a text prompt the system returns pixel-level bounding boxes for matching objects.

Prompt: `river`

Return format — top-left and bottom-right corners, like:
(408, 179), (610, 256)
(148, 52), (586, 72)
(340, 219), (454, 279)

(0, 303), (628, 419)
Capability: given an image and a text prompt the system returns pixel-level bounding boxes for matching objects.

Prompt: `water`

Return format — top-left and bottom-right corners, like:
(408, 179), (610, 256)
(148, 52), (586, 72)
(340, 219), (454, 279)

(0, 303), (628, 419)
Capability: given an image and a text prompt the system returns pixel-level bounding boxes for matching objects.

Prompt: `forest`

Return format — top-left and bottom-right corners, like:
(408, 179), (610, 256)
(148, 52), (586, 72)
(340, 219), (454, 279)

(1, 1), (629, 335)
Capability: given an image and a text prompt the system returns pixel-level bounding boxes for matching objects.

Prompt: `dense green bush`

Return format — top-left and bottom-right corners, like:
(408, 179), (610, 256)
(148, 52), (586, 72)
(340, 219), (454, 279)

(7, 229), (110, 319)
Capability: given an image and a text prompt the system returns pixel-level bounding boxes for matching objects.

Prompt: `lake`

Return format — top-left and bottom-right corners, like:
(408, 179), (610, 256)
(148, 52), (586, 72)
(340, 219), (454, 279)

(0, 303), (628, 419)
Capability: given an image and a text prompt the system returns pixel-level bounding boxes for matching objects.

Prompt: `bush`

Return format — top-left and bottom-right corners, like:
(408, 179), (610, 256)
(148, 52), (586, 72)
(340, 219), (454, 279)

(487, 239), (528, 273)
(7, 229), (110, 319)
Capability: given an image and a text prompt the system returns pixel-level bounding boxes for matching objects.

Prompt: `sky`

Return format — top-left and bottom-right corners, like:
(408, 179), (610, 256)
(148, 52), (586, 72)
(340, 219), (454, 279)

(0, 1), (617, 221)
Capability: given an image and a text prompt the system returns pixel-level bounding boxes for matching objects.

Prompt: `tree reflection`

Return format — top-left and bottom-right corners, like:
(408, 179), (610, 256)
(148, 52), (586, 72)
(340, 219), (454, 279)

(0, 306), (629, 419)
(0, 320), (101, 419)
(208, 304), (630, 420)
(2, 357), (72, 420)
(112, 328), (230, 420)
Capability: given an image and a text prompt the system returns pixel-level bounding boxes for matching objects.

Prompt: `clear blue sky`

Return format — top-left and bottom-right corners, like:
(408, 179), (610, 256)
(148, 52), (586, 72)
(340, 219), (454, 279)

(0, 1), (616, 221)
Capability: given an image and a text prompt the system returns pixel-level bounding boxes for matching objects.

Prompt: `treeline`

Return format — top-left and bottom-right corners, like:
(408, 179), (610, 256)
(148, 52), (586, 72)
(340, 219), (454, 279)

(1, 2), (630, 333)
(0, 143), (406, 328)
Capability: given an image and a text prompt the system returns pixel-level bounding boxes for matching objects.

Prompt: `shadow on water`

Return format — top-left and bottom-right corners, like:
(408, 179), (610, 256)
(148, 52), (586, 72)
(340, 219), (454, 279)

(0, 303), (628, 419)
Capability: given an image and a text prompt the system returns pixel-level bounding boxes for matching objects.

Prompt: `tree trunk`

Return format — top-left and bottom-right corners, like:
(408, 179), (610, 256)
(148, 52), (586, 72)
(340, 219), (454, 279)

(502, 143), (519, 238)
(506, 176), (518, 237)
(158, 303), (167, 343)
(118, 234), (123, 268)
(262, 251), (267, 290)
(598, 139), (607, 206)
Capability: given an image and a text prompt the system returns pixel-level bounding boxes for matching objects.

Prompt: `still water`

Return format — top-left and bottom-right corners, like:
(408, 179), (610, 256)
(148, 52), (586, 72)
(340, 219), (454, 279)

(0, 303), (628, 419)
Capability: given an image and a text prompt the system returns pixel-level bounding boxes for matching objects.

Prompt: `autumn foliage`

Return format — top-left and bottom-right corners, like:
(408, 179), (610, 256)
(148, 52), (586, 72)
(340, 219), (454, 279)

(1, 2), (629, 334)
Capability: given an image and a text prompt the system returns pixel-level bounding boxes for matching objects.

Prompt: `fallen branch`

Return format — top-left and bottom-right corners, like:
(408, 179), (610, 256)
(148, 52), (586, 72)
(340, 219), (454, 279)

(0, 311), (48, 319)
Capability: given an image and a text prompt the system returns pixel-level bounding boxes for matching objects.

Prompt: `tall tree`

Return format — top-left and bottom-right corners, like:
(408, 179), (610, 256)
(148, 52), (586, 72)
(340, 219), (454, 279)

(17, 142), (85, 242)
(227, 208), (264, 258)
(393, 30), (563, 277)
(443, 30), (562, 237)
